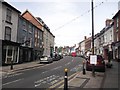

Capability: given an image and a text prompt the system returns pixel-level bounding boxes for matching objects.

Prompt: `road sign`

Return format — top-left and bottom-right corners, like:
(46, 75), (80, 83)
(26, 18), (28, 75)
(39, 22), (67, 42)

(90, 55), (97, 65)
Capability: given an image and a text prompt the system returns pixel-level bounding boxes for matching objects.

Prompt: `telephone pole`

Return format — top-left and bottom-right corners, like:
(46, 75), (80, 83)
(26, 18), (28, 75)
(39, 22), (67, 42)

(91, 0), (95, 76)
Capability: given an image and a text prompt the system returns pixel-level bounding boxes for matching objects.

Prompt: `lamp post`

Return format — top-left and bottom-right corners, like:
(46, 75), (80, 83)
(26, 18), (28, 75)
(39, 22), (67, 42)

(91, 0), (95, 76)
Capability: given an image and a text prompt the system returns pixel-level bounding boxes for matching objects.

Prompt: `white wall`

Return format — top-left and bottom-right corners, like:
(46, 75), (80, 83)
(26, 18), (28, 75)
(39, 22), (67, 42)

(2, 3), (19, 42)
(81, 41), (85, 55)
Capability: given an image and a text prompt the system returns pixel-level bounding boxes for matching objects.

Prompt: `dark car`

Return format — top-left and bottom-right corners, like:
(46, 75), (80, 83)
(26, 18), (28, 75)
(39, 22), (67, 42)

(52, 54), (61, 61)
(86, 55), (105, 72)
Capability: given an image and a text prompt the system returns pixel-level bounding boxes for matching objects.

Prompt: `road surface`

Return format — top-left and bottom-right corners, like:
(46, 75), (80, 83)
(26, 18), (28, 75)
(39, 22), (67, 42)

(2, 56), (85, 89)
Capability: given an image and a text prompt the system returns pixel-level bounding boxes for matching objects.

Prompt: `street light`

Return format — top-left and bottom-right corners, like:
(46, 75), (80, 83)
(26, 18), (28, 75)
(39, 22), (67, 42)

(91, 0), (95, 76)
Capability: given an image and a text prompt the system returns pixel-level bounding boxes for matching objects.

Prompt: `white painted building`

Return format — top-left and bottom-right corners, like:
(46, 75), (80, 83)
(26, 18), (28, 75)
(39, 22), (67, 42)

(0, 1), (21, 65)
(94, 33), (100, 55)
(78, 40), (85, 56)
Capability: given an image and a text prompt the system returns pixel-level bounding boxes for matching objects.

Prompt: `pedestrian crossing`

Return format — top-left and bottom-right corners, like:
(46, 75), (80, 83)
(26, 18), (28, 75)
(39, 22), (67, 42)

(34, 75), (64, 88)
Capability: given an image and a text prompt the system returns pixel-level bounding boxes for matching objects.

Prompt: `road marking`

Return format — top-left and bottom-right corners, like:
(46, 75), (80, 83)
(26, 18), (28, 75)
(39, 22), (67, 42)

(34, 75), (61, 87)
(58, 72), (79, 88)
(3, 73), (23, 79)
(51, 66), (62, 71)
(2, 78), (24, 86)
(42, 71), (48, 74)
(49, 72), (77, 89)
(65, 62), (71, 66)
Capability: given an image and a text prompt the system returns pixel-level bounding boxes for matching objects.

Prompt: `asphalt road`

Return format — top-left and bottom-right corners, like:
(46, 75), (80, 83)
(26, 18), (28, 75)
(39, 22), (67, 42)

(2, 56), (85, 88)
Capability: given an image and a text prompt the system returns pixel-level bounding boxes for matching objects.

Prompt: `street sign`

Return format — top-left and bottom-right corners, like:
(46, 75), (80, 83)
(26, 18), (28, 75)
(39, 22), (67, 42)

(90, 55), (97, 65)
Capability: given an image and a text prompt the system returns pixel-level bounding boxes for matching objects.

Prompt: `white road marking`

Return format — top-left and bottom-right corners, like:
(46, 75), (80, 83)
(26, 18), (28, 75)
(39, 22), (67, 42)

(3, 78), (24, 86)
(34, 75), (63, 87)
(51, 66), (62, 71)
(41, 71), (48, 74)
(3, 73), (23, 79)
(65, 62), (71, 66)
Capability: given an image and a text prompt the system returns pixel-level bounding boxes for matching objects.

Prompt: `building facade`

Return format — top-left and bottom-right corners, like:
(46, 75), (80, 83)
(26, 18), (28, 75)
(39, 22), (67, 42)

(17, 16), (35, 63)
(112, 10), (120, 61)
(0, 1), (21, 65)
(85, 36), (91, 56)
(103, 21), (114, 60)
(78, 40), (85, 56)
(37, 17), (55, 57)
(21, 10), (44, 60)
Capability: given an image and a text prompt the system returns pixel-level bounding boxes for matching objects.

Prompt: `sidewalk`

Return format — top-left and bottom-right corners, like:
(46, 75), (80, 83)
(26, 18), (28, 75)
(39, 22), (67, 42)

(68, 60), (119, 89)
(0, 60), (43, 76)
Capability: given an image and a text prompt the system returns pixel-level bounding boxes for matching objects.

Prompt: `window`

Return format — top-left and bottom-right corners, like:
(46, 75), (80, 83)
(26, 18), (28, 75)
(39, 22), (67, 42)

(21, 35), (26, 46)
(35, 38), (37, 47)
(22, 21), (26, 30)
(35, 29), (37, 38)
(117, 17), (119, 28)
(29, 24), (32, 33)
(5, 27), (11, 40)
(6, 8), (12, 22)
(38, 31), (40, 39)
(29, 38), (32, 47)
(117, 33), (119, 41)
(110, 31), (112, 41)
(104, 34), (107, 43)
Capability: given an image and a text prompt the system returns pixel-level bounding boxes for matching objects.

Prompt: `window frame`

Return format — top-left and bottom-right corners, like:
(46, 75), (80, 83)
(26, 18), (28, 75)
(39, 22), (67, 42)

(6, 8), (12, 23)
(5, 27), (11, 41)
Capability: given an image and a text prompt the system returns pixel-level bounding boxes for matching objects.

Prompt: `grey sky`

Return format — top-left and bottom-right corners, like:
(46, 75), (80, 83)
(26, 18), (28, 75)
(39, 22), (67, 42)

(5, 0), (120, 47)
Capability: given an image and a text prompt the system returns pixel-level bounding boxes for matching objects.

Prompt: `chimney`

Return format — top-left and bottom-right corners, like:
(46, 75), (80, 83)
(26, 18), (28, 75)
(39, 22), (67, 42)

(84, 36), (87, 40)
(105, 19), (113, 27)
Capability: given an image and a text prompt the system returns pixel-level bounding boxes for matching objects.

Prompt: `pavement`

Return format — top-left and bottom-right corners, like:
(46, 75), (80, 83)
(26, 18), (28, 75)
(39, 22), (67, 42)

(0, 60), (44, 76)
(0, 59), (119, 89)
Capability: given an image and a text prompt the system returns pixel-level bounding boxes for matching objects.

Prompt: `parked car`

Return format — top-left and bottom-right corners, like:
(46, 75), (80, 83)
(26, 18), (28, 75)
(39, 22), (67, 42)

(86, 55), (105, 72)
(40, 56), (53, 63)
(71, 52), (77, 57)
(52, 54), (61, 61)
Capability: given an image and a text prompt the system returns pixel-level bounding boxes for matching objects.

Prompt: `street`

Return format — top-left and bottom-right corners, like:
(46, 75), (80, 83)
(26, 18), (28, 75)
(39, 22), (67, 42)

(2, 56), (84, 88)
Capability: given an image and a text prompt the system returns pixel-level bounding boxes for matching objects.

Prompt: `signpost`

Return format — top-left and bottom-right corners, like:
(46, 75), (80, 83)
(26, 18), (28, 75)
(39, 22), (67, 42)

(90, 55), (97, 65)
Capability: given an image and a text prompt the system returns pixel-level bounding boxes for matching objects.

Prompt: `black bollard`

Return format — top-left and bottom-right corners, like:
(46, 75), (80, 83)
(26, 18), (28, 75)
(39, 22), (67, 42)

(83, 61), (86, 75)
(64, 68), (68, 90)
(10, 60), (13, 70)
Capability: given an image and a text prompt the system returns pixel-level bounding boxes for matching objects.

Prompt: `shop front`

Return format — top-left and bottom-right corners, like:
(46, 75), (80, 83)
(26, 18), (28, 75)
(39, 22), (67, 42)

(2, 40), (20, 65)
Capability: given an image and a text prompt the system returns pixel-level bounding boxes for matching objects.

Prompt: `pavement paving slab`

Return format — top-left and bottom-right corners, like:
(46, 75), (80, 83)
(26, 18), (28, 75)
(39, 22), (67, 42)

(68, 71), (105, 88)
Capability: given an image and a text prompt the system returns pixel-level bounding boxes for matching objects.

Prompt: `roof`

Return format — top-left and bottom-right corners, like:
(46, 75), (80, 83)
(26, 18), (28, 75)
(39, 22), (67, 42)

(112, 10), (120, 19)
(21, 10), (43, 31)
(2, 1), (21, 13)
(20, 16), (44, 32)
(36, 17), (55, 38)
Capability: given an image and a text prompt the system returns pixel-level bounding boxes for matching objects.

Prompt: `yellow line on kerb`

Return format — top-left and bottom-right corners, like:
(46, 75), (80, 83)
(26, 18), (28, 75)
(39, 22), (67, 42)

(48, 72), (77, 89)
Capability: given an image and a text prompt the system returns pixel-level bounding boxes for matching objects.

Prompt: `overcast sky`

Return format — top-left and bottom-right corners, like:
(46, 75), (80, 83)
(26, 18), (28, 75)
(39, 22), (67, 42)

(5, 0), (120, 47)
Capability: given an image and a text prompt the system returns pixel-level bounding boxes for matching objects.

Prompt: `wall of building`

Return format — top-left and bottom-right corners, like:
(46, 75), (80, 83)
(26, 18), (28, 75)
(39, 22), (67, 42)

(0, 2), (2, 40)
(2, 4), (19, 42)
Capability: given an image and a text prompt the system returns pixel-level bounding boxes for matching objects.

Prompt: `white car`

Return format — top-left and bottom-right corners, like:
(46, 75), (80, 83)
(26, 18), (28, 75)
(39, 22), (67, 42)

(40, 56), (53, 63)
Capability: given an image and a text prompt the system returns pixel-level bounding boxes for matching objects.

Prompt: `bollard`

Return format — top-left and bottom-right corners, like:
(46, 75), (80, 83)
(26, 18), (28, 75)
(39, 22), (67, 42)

(92, 64), (95, 77)
(10, 60), (13, 70)
(83, 61), (86, 75)
(64, 68), (68, 90)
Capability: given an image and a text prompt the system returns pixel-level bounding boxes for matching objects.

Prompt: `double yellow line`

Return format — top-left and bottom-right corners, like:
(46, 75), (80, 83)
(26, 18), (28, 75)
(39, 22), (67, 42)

(48, 72), (77, 89)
